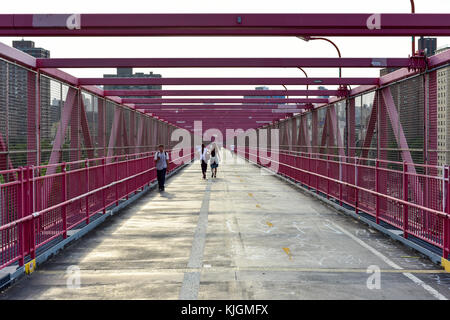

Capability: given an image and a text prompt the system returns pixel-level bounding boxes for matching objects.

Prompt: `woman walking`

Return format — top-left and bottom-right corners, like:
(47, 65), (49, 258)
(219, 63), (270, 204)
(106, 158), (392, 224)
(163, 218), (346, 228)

(209, 143), (220, 178)
(199, 144), (209, 179)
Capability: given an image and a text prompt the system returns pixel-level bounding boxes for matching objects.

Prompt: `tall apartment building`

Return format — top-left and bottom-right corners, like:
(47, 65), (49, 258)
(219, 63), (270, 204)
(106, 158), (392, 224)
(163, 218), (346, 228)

(12, 39), (50, 58)
(243, 86), (285, 103)
(103, 68), (162, 98)
(418, 37), (437, 57)
(9, 40), (51, 165)
(436, 46), (450, 166)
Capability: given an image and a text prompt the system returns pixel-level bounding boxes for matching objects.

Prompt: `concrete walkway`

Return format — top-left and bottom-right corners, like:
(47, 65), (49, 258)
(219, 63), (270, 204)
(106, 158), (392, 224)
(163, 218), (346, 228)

(2, 148), (450, 300)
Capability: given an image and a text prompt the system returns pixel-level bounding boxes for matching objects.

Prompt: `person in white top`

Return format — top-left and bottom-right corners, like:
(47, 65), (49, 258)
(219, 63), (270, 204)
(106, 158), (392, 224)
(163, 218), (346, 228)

(199, 144), (209, 179)
(154, 144), (169, 191)
(209, 142), (220, 178)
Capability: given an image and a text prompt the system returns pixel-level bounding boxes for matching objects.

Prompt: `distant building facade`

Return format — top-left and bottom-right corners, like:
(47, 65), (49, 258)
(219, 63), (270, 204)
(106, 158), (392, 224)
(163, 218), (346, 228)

(12, 39), (50, 58)
(418, 37), (437, 57)
(243, 86), (285, 104)
(9, 40), (51, 165)
(436, 46), (450, 166)
(318, 86), (329, 98)
(103, 68), (162, 99)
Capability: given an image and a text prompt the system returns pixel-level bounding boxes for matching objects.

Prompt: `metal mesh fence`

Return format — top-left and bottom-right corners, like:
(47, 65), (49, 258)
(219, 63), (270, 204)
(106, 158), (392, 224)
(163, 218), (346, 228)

(275, 67), (449, 179)
(0, 59), (175, 174)
(0, 60), (37, 175)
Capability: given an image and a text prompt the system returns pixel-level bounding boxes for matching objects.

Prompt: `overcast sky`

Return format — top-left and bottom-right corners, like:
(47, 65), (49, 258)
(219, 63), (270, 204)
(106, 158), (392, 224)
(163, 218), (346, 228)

(1, 0), (449, 92)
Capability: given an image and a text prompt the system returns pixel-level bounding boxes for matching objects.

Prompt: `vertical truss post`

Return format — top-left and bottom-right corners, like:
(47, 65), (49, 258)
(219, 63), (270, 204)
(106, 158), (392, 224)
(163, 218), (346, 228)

(70, 88), (80, 163)
(130, 111), (136, 152)
(36, 71), (42, 166)
(79, 95), (94, 159)
(360, 94), (378, 161)
(319, 110), (329, 155)
(136, 117), (144, 154)
(328, 104), (345, 157)
(45, 87), (78, 176)
(312, 109), (318, 154)
(381, 87), (416, 173)
(291, 117), (297, 152)
(27, 70), (37, 166)
(121, 113), (129, 155)
(98, 98), (105, 158)
(300, 115), (312, 154)
(107, 106), (122, 162)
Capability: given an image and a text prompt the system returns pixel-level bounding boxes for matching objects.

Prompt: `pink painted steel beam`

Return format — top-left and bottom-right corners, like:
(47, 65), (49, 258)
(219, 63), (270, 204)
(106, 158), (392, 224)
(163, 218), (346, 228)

(104, 89), (337, 97)
(123, 98), (328, 104)
(135, 104), (310, 109)
(147, 113), (283, 118)
(146, 113), (287, 117)
(4, 28), (450, 37)
(78, 77), (379, 86)
(381, 87), (416, 173)
(45, 87), (78, 176)
(36, 57), (411, 69)
(1, 14), (450, 36)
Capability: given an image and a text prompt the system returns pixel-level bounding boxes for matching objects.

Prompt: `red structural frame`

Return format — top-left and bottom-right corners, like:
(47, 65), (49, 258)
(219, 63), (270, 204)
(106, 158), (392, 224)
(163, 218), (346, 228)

(0, 13), (450, 36)
(0, 11), (450, 273)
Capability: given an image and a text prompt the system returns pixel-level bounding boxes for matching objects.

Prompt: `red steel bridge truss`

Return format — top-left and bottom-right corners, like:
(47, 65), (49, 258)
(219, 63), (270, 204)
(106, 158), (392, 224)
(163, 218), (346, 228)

(0, 13), (450, 273)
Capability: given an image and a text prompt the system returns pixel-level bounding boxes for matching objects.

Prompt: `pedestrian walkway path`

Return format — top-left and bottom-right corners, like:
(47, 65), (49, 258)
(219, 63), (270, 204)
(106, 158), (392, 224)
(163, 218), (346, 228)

(1, 149), (450, 300)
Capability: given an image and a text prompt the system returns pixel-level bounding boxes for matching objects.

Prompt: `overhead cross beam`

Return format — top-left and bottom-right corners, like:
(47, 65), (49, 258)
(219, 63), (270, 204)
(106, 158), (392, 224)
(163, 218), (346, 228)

(36, 57), (411, 68)
(122, 98), (328, 104)
(78, 77), (379, 86)
(135, 104), (311, 110)
(1, 14), (450, 37)
(103, 89), (337, 97)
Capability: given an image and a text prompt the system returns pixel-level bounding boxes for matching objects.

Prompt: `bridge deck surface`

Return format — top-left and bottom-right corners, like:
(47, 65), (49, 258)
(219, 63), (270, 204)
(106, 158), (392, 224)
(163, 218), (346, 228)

(1, 149), (450, 300)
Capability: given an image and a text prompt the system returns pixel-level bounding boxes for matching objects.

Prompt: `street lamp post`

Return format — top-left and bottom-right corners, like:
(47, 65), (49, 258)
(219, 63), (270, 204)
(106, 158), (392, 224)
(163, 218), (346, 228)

(411, 0), (416, 56)
(297, 36), (342, 78)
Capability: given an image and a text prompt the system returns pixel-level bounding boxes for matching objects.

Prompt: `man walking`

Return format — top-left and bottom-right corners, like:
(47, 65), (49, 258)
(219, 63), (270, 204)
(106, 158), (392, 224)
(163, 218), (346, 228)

(154, 144), (169, 191)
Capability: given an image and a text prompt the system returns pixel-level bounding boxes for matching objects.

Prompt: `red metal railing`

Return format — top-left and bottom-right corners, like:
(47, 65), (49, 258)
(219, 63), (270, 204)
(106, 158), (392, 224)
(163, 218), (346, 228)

(238, 147), (450, 259)
(0, 148), (193, 270)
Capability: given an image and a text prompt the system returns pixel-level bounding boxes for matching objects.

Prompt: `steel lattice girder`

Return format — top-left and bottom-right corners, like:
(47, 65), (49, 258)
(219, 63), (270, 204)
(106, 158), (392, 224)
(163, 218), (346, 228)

(36, 57), (411, 68)
(1, 14), (450, 36)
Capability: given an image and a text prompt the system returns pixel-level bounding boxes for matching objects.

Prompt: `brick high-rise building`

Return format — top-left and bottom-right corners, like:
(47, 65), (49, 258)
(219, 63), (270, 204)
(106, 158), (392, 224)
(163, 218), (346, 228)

(12, 39), (50, 58)
(103, 68), (162, 99)
(436, 46), (450, 166)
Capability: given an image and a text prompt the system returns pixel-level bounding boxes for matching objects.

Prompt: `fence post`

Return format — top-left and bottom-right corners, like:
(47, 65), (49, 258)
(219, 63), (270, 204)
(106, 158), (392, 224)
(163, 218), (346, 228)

(102, 158), (106, 214)
(18, 167), (25, 266)
(85, 159), (89, 224)
(115, 156), (119, 206)
(308, 153), (311, 188)
(375, 159), (380, 224)
(326, 154), (330, 199)
(355, 157), (359, 214)
(444, 166), (450, 259)
(29, 166), (36, 259)
(315, 155), (319, 193)
(126, 154), (129, 200)
(61, 163), (67, 239)
(339, 158), (343, 206)
(402, 161), (409, 239)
